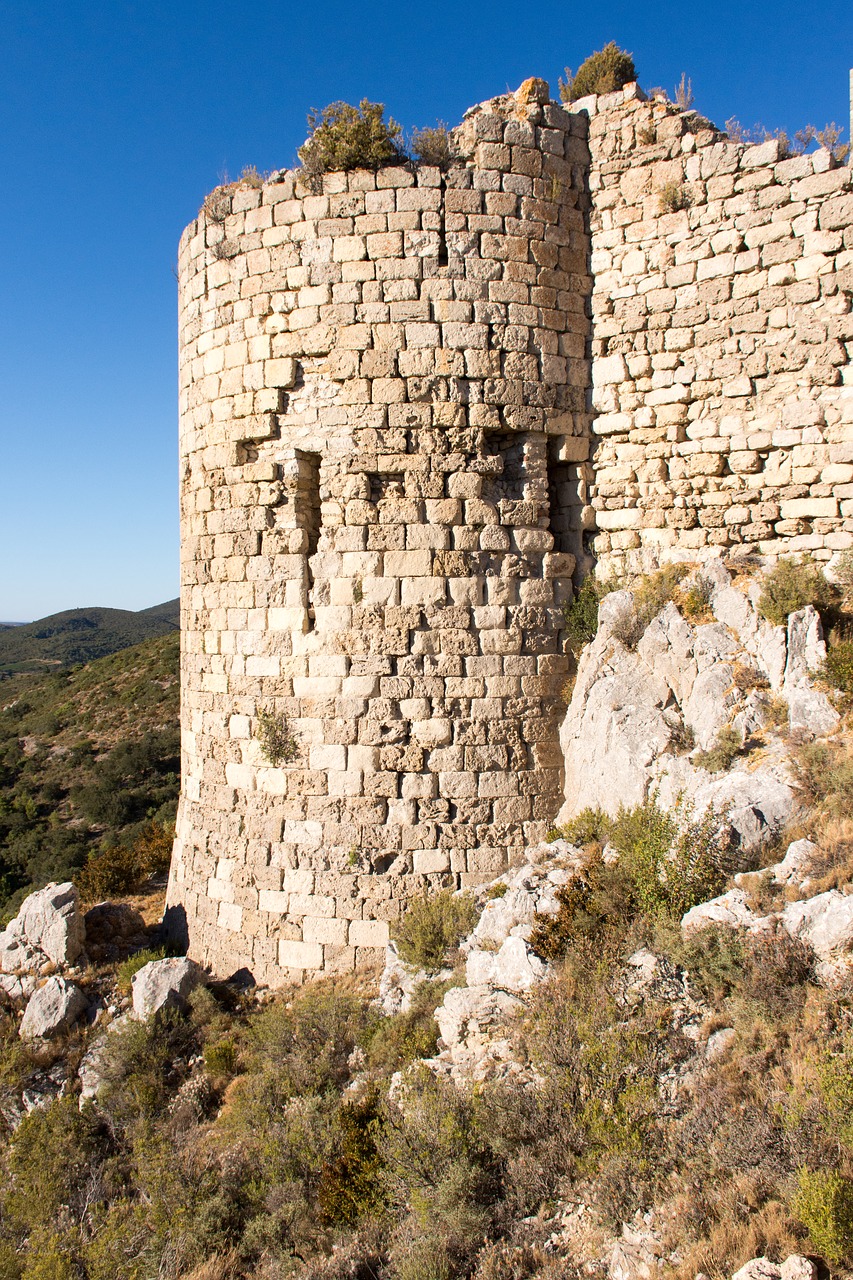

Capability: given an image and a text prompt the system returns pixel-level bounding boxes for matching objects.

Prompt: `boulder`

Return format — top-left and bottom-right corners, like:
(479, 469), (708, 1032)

(780, 890), (853, 960)
(681, 888), (771, 937)
(768, 839), (818, 887)
(732, 1260), (781, 1280)
(465, 936), (548, 994)
(0, 973), (37, 1008)
(20, 977), (87, 1040)
(131, 956), (205, 1019)
(435, 984), (522, 1054)
(83, 902), (148, 961)
(0, 882), (85, 973)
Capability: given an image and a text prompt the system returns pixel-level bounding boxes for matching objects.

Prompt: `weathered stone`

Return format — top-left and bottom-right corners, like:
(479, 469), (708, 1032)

(20, 977), (87, 1040)
(0, 882), (85, 973)
(131, 957), (205, 1020)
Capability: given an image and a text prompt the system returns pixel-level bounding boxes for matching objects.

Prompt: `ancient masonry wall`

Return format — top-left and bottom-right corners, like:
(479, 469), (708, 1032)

(166, 81), (589, 984)
(584, 86), (853, 575)
(168, 78), (853, 986)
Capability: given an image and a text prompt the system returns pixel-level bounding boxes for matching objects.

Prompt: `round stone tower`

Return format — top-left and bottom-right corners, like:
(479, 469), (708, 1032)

(166, 79), (592, 985)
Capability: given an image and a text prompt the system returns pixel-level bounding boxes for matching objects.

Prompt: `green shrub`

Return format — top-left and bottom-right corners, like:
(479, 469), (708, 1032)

(792, 1168), (853, 1264)
(391, 889), (478, 971)
(116, 947), (166, 994)
(610, 796), (732, 920)
(317, 1087), (386, 1226)
(563, 576), (606, 656)
(757, 557), (834, 626)
(559, 43), (636, 102)
(203, 1037), (238, 1078)
(558, 806), (613, 846)
(529, 850), (632, 960)
(364, 979), (453, 1075)
(411, 124), (452, 169)
(298, 99), (404, 182)
(254, 708), (299, 766)
(76, 821), (173, 901)
(694, 724), (744, 773)
(822, 639), (853, 693)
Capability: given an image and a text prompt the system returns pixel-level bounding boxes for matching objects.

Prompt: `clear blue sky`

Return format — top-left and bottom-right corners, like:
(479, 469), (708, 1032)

(1, 0), (851, 621)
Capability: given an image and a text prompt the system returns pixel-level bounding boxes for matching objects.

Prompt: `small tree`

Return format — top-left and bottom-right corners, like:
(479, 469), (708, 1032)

(559, 42), (636, 102)
(298, 99), (404, 182)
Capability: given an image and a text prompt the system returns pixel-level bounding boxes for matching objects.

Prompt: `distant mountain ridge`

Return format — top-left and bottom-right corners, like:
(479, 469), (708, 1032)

(0, 599), (179, 674)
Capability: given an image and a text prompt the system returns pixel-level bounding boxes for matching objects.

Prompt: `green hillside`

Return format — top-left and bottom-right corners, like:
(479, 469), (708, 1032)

(0, 630), (180, 915)
(0, 598), (180, 675)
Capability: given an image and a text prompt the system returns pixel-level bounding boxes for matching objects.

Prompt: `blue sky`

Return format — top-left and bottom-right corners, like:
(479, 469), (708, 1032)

(1, 0), (851, 621)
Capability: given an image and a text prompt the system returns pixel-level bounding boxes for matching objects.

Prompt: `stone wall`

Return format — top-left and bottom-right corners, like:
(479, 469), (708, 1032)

(584, 86), (853, 575)
(167, 77), (853, 987)
(166, 81), (588, 985)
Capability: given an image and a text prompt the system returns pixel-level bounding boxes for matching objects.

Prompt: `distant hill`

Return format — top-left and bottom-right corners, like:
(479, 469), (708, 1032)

(0, 599), (179, 675)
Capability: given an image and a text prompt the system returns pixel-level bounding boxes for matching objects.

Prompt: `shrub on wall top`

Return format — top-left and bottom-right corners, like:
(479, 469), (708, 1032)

(298, 99), (404, 180)
(559, 42), (636, 102)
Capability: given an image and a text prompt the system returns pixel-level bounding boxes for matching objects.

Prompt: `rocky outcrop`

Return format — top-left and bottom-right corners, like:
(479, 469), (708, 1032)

(19, 977), (87, 1040)
(0, 882), (85, 973)
(131, 957), (205, 1019)
(559, 561), (838, 848)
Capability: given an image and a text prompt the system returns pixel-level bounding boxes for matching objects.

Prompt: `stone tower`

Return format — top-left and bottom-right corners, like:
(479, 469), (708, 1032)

(166, 79), (591, 985)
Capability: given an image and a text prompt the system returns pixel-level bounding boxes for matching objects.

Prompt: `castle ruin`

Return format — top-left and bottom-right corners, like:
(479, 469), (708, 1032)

(167, 78), (853, 985)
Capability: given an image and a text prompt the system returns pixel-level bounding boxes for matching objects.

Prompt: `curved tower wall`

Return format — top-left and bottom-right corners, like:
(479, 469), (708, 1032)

(167, 82), (591, 984)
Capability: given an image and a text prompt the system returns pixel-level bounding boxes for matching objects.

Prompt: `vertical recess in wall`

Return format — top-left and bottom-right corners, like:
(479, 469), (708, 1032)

(547, 443), (580, 557)
(437, 175), (448, 269)
(295, 451), (321, 624)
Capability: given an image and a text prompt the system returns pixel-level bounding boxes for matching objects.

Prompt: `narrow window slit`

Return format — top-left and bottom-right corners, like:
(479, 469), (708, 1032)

(295, 451), (321, 627)
(437, 175), (448, 268)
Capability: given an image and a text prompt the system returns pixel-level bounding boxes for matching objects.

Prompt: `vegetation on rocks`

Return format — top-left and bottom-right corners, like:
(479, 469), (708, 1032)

(559, 42), (636, 102)
(0, 632), (179, 915)
(298, 100), (404, 180)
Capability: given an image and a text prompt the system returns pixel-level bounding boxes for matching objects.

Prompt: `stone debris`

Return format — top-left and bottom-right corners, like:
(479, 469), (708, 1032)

(19, 976), (88, 1040)
(131, 956), (205, 1020)
(0, 882), (86, 973)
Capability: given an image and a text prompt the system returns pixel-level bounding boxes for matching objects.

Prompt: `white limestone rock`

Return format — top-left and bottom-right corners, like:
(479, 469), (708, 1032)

(768, 839), (818, 886)
(0, 972), (37, 1007)
(20, 977), (87, 1040)
(681, 888), (771, 936)
(131, 956), (205, 1019)
(732, 1260), (781, 1280)
(435, 984), (522, 1054)
(465, 936), (548, 994)
(0, 882), (85, 973)
(780, 890), (853, 960)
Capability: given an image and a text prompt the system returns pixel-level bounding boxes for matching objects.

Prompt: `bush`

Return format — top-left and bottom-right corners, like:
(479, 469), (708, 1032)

(411, 124), (452, 169)
(792, 1168), (853, 1264)
(563, 576), (605, 656)
(298, 100), (404, 182)
(254, 708), (299, 766)
(76, 821), (174, 900)
(757, 557), (834, 627)
(559, 43), (636, 102)
(610, 796), (732, 920)
(822, 639), (853, 693)
(694, 724), (744, 773)
(658, 181), (690, 213)
(391, 889), (478, 971)
(203, 1038), (238, 1079)
(116, 947), (166, 994)
(555, 806), (612, 847)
